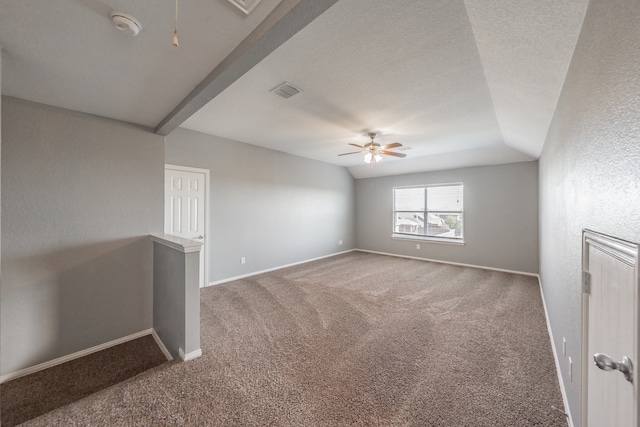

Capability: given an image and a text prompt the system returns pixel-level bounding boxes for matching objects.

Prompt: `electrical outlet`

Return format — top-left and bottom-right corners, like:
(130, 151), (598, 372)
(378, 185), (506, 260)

(240, 257), (246, 265)
(338, 240), (343, 246)
(563, 338), (566, 357)
(416, 243), (420, 249)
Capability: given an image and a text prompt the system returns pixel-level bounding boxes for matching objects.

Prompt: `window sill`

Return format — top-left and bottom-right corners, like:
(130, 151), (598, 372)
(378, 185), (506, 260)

(392, 234), (465, 245)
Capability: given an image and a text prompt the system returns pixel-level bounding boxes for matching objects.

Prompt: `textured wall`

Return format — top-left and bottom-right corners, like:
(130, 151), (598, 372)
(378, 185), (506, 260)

(355, 161), (539, 274)
(1, 97), (164, 375)
(165, 127), (356, 282)
(538, 0), (640, 425)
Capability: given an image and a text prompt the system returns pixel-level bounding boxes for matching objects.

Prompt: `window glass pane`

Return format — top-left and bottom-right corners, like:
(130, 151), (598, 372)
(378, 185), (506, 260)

(426, 213), (463, 238)
(392, 184), (463, 241)
(394, 188), (424, 211)
(427, 185), (463, 211)
(394, 212), (424, 235)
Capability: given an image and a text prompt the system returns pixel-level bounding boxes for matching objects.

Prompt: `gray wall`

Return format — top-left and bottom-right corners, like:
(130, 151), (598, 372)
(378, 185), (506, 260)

(152, 237), (201, 359)
(1, 97), (164, 375)
(153, 242), (186, 360)
(1, 53), (3, 377)
(355, 161), (539, 274)
(165, 127), (356, 282)
(152, 241), (201, 359)
(538, 0), (640, 425)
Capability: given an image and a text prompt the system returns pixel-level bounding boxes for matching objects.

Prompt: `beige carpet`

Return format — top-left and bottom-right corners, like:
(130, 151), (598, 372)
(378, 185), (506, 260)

(0, 335), (168, 426)
(8, 252), (567, 426)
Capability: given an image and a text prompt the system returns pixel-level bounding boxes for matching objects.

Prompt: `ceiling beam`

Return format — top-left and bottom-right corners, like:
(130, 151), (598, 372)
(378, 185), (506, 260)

(155, 0), (340, 135)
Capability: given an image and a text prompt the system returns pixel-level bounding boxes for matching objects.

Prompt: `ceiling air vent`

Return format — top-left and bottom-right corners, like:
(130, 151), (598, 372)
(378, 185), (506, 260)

(227, 0), (263, 15)
(270, 82), (302, 99)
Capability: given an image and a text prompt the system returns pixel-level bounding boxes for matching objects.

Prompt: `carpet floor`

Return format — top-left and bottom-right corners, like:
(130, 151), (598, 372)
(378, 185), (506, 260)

(1, 335), (168, 426)
(6, 252), (567, 426)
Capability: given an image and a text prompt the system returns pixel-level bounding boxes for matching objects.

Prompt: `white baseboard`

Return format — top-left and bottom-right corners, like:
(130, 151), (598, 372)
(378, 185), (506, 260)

(537, 276), (573, 427)
(207, 249), (355, 286)
(178, 347), (202, 361)
(151, 329), (174, 361)
(0, 329), (155, 384)
(355, 249), (539, 277)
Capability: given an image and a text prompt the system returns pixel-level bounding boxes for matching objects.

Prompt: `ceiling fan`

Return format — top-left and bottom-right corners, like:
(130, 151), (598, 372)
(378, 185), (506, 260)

(338, 132), (407, 164)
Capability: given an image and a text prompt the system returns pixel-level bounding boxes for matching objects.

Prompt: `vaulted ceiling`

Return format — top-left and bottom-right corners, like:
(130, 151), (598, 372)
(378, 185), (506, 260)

(0, 0), (589, 178)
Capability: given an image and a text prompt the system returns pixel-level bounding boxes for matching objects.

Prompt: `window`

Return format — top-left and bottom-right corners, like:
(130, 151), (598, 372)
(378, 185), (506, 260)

(393, 184), (463, 242)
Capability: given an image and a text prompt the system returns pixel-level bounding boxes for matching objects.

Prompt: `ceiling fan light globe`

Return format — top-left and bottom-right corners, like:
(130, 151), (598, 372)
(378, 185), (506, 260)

(364, 152), (373, 163)
(374, 154), (382, 163)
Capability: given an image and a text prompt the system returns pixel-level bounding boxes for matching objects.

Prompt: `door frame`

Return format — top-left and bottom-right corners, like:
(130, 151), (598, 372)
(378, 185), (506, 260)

(165, 164), (211, 287)
(581, 229), (639, 426)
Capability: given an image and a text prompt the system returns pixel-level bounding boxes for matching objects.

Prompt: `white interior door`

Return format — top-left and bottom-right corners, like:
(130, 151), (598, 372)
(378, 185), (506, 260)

(165, 165), (209, 287)
(582, 230), (638, 427)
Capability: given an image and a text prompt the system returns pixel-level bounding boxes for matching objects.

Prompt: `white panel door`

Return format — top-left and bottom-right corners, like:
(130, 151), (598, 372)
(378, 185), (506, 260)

(165, 166), (207, 287)
(583, 230), (638, 427)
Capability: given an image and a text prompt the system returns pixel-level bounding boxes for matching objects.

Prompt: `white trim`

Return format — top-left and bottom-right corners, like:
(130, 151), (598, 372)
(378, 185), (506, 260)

(0, 329), (155, 384)
(179, 347), (203, 361)
(355, 249), (539, 277)
(227, 0), (263, 15)
(537, 276), (574, 427)
(165, 164), (211, 288)
(151, 329), (174, 361)
(207, 250), (355, 286)
(392, 235), (465, 245)
(580, 229), (639, 426)
(165, 163), (210, 176)
(584, 229), (638, 263)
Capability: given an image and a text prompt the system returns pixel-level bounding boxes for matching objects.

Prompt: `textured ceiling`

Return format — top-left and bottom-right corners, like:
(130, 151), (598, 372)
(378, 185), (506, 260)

(182, 0), (589, 178)
(0, 0), (283, 127)
(0, 0), (589, 178)
(464, 0), (590, 158)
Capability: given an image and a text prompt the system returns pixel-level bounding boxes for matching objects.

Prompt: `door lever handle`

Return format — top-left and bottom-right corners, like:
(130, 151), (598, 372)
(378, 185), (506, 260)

(594, 353), (633, 383)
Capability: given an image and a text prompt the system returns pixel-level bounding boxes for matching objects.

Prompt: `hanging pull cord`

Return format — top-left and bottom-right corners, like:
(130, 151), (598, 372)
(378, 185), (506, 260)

(173, 0), (179, 47)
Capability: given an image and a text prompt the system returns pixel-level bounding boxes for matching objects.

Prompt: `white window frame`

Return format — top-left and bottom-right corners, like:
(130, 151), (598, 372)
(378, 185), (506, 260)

(392, 183), (464, 244)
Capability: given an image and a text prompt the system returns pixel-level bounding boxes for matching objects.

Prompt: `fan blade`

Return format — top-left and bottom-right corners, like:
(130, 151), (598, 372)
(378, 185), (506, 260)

(380, 150), (407, 158)
(381, 142), (402, 150)
(338, 151), (366, 156)
(348, 143), (365, 149)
